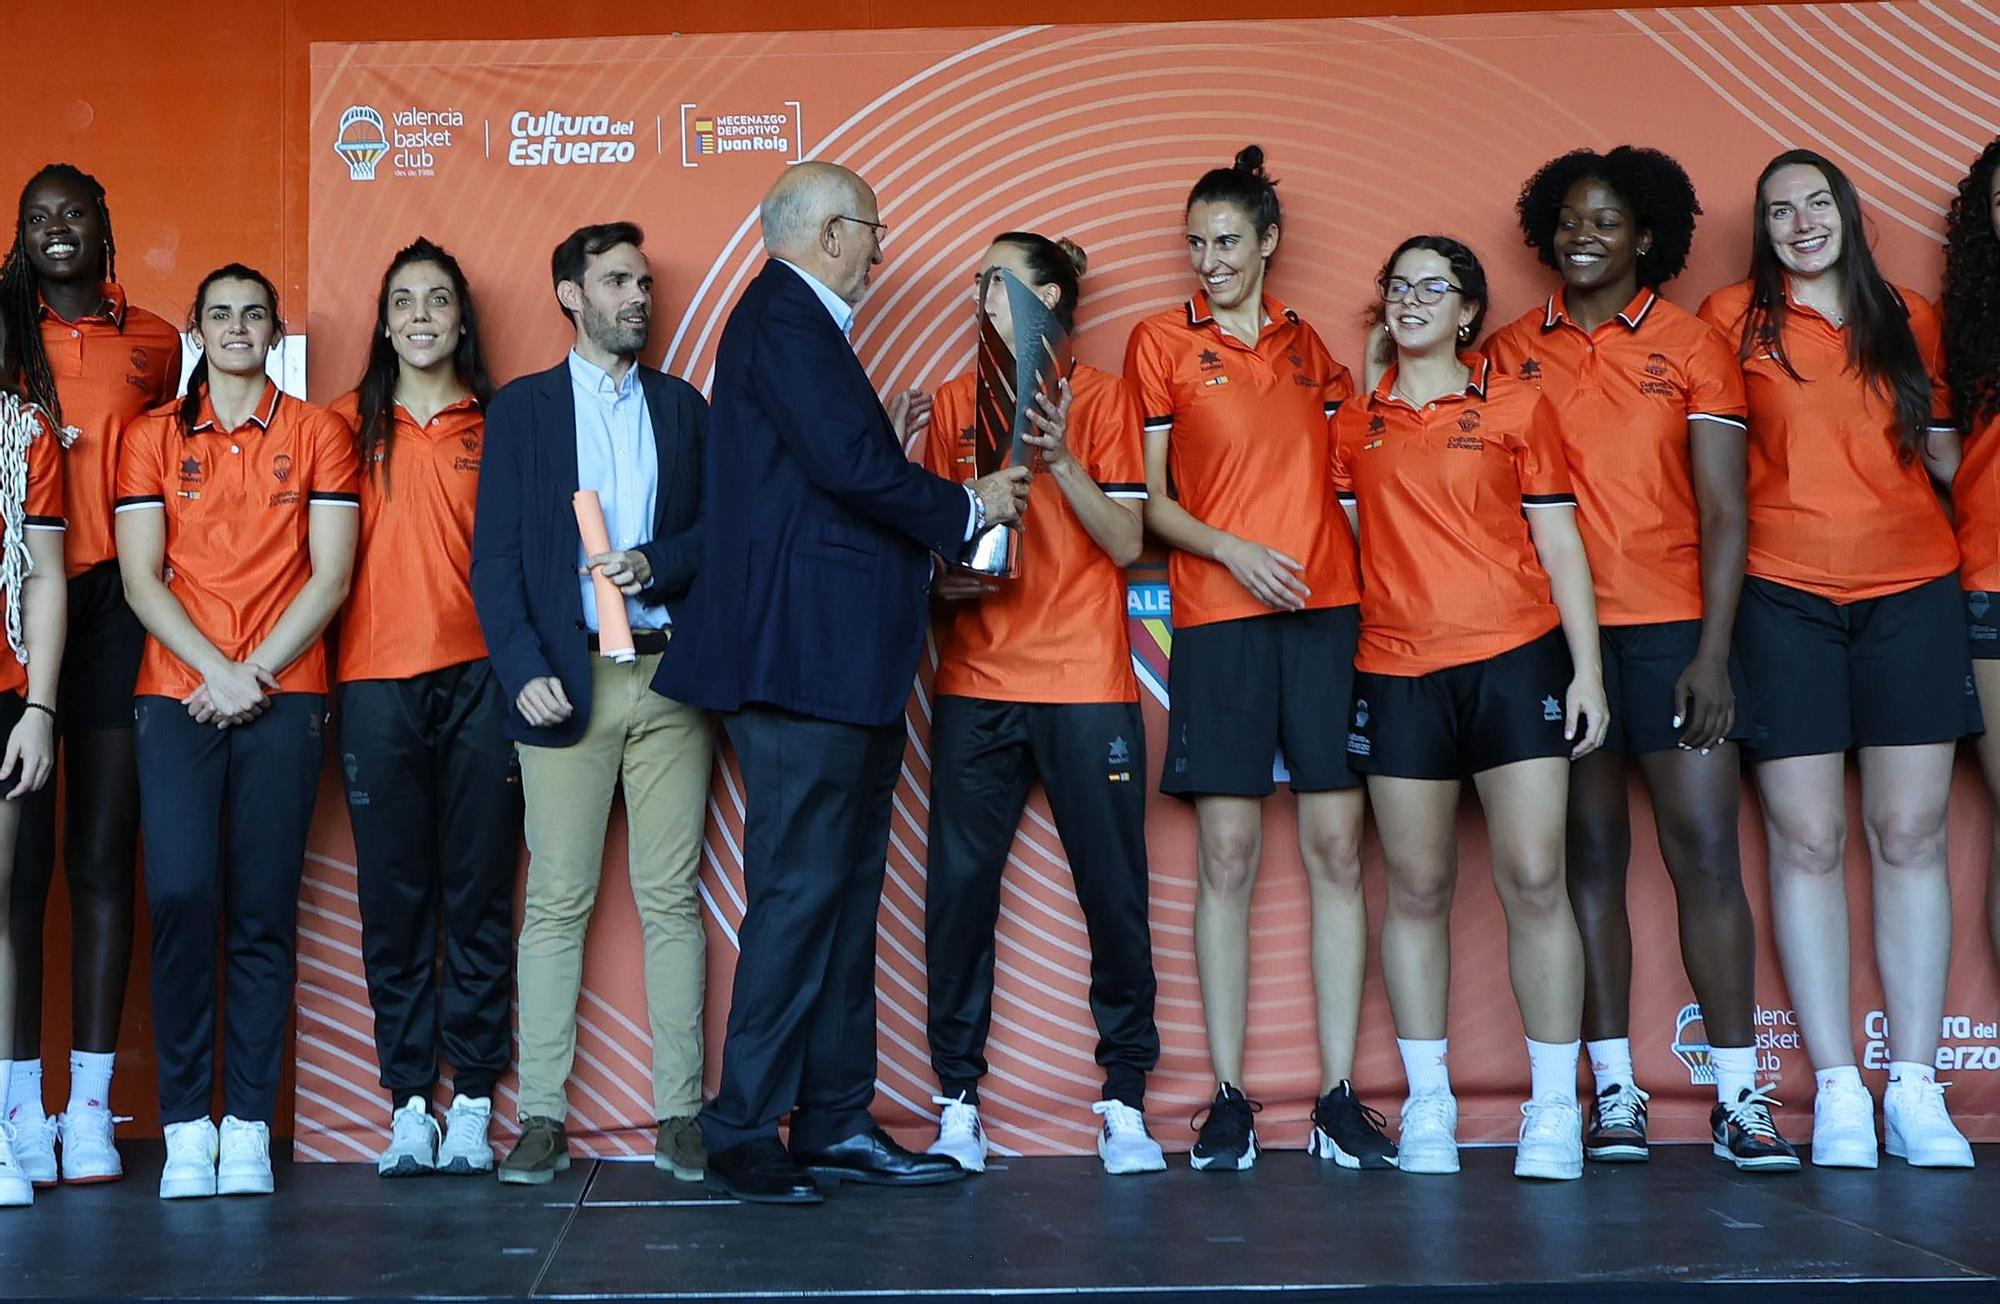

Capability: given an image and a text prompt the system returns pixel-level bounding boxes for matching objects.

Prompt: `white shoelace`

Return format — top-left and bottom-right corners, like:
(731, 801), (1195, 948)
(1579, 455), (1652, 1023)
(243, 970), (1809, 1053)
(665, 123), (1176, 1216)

(63, 1110), (130, 1147)
(1722, 1085), (1784, 1140)
(933, 1094), (980, 1139)
(1403, 1093), (1455, 1136)
(1092, 1100), (1147, 1139)
(1596, 1083), (1650, 1131)
(1893, 1077), (1956, 1125)
(1520, 1096), (1580, 1143)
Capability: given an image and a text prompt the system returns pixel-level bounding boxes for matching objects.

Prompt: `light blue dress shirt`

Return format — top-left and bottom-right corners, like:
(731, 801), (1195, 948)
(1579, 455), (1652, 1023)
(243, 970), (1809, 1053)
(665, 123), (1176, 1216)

(568, 350), (664, 632)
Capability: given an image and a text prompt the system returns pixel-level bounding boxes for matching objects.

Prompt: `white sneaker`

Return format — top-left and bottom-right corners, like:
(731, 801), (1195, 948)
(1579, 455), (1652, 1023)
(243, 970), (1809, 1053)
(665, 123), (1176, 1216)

(10, 1111), (56, 1186)
(1397, 1090), (1460, 1175)
(1811, 1077), (1880, 1169)
(1514, 1096), (1584, 1180)
(216, 1116), (274, 1196)
(0, 1124), (34, 1207)
(378, 1097), (440, 1178)
(926, 1093), (987, 1174)
(437, 1096), (495, 1175)
(57, 1107), (126, 1183)
(1092, 1100), (1166, 1175)
(1884, 1077), (1975, 1169)
(159, 1118), (219, 1200)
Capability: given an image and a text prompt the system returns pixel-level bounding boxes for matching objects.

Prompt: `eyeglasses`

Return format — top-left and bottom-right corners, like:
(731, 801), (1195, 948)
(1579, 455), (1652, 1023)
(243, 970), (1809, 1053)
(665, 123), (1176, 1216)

(1382, 276), (1463, 305)
(834, 214), (888, 244)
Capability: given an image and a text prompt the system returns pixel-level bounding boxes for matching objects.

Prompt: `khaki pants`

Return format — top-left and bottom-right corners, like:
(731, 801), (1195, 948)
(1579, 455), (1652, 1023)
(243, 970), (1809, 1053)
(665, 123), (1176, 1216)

(515, 652), (712, 1121)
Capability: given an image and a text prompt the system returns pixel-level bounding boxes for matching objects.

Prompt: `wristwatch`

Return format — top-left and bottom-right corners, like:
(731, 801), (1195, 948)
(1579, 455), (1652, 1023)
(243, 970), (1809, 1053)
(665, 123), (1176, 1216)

(971, 488), (988, 534)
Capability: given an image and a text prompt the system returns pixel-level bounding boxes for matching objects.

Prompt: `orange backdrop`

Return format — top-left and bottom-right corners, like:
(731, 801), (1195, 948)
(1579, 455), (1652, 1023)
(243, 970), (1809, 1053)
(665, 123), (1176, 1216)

(282, 6), (2000, 1163)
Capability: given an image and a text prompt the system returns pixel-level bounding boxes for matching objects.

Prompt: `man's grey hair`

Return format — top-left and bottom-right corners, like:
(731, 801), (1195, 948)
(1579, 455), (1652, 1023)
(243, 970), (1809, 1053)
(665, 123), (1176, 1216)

(760, 162), (868, 255)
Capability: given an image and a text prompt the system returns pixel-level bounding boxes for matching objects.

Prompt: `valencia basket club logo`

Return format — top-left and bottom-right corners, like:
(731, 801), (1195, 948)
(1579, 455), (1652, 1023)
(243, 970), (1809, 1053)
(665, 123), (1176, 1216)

(1673, 1002), (1716, 1086)
(335, 106), (390, 182)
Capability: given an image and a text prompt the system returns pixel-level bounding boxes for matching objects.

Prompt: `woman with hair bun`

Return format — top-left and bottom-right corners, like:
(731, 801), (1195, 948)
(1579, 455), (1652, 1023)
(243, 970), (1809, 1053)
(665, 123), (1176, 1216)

(1486, 145), (1796, 1173)
(1125, 146), (1395, 1173)
(920, 231), (1165, 1176)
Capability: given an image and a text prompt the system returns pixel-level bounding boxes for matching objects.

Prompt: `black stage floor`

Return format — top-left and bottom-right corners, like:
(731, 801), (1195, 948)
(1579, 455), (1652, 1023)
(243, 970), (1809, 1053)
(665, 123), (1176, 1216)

(8, 1143), (2000, 1301)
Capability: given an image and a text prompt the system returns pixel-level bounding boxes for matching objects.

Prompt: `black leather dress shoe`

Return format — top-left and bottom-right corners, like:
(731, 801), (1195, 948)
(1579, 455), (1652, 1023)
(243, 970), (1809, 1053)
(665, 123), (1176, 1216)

(791, 1126), (968, 1186)
(704, 1137), (823, 1204)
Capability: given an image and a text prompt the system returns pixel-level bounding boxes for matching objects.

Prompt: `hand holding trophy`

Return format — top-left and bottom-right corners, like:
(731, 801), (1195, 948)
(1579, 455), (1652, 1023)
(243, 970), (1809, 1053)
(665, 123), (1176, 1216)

(957, 265), (1075, 578)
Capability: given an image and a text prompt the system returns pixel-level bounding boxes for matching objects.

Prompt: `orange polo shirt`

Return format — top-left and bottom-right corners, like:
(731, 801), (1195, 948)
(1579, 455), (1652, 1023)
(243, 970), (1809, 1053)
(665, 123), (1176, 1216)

(1486, 289), (1748, 626)
(1124, 292), (1357, 628)
(328, 391), (489, 682)
(1697, 280), (1957, 602)
(1956, 413), (2000, 595)
(39, 284), (181, 577)
(1332, 356), (1577, 676)
(921, 362), (1143, 704)
(0, 402), (67, 695)
(115, 382), (360, 698)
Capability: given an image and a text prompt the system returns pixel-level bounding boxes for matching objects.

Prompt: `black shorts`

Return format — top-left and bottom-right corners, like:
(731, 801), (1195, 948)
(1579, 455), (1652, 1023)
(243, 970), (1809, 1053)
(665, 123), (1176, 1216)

(1737, 574), (1981, 760)
(1347, 628), (1573, 781)
(0, 688), (25, 742)
(1967, 589), (2000, 661)
(59, 560), (146, 733)
(1599, 620), (1754, 755)
(1161, 605), (1360, 798)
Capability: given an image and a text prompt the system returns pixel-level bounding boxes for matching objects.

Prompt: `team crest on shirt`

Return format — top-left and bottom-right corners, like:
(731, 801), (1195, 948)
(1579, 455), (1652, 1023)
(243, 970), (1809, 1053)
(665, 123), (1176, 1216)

(453, 429), (484, 473)
(124, 346), (157, 393)
(1197, 349), (1224, 372)
(272, 454), (293, 483)
(1456, 411), (1482, 433)
(1518, 357), (1542, 382)
(1637, 352), (1676, 397)
(1367, 414), (1387, 436)
(1644, 352), (1669, 377)
(176, 456), (203, 500)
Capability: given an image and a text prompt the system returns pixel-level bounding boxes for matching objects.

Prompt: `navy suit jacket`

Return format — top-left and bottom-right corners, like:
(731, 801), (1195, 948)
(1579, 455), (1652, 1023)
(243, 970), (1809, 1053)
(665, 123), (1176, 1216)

(470, 359), (707, 746)
(653, 260), (968, 728)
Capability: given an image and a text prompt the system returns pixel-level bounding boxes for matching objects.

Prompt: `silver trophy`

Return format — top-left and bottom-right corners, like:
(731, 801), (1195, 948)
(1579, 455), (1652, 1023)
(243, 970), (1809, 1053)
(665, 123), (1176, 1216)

(957, 266), (1073, 578)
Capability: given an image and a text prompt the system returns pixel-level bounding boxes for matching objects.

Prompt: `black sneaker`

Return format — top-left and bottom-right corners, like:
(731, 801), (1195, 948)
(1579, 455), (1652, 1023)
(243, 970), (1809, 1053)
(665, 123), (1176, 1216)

(1711, 1086), (1801, 1172)
(1307, 1081), (1398, 1170)
(1584, 1082), (1650, 1162)
(1189, 1083), (1260, 1171)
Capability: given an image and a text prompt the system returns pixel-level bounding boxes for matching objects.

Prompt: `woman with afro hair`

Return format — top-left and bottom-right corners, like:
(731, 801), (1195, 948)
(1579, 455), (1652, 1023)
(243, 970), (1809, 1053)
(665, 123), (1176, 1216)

(1486, 146), (1797, 1173)
(1942, 136), (2000, 976)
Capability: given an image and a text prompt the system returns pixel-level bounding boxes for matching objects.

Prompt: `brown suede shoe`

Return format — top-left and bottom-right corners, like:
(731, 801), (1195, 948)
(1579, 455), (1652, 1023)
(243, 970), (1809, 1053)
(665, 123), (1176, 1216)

(497, 1116), (569, 1186)
(655, 1116), (705, 1182)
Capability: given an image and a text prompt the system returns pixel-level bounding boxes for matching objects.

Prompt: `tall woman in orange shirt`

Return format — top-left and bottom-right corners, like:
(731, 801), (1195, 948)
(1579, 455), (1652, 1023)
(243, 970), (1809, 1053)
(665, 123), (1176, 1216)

(1125, 147), (1395, 1172)
(1699, 150), (1976, 1171)
(1487, 146), (1795, 1172)
(1943, 138), (2000, 1001)
(0, 166), (178, 1186)
(115, 265), (359, 1200)
(1333, 235), (1606, 1182)
(331, 238), (516, 1180)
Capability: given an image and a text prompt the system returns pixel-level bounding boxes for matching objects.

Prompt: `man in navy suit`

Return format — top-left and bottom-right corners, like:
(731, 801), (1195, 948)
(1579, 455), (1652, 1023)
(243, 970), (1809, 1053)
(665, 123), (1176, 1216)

(470, 222), (714, 1188)
(655, 163), (1030, 1203)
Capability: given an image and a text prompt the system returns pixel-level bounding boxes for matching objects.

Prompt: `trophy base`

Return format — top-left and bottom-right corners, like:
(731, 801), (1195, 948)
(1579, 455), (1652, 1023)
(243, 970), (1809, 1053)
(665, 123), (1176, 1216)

(956, 523), (1020, 578)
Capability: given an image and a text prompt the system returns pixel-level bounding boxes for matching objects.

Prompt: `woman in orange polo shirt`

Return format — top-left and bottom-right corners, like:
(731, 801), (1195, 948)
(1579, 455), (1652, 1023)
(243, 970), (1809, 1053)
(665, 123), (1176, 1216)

(1487, 146), (1795, 1173)
(114, 265), (359, 1201)
(1942, 136), (2000, 998)
(919, 232), (1163, 1177)
(330, 238), (515, 1180)
(1699, 149), (1976, 1171)
(1333, 234), (1606, 1182)
(0, 165), (179, 1186)
(1125, 147), (1395, 1173)
(0, 317), (71, 1209)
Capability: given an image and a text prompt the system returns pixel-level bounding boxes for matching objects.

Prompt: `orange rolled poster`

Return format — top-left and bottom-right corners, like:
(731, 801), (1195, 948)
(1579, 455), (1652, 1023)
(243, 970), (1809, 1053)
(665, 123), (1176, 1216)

(573, 490), (636, 664)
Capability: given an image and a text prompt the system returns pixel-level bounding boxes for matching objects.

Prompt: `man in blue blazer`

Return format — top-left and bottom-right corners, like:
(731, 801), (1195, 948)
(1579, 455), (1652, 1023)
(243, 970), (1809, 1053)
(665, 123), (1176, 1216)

(471, 221), (715, 1188)
(654, 163), (1029, 1203)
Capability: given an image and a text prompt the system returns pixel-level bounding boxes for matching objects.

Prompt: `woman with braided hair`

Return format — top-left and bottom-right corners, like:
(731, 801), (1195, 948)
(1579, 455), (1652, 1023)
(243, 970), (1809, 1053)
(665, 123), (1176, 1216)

(0, 312), (75, 1208)
(0, 164), (179, 1187)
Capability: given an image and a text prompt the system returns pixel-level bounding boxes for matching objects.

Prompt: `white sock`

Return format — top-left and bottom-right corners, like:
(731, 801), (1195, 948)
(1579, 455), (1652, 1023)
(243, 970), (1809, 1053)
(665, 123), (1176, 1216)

(1887, 1059), (1936, 1089)
(1527, 1038), (1580, 1106)
(67, 1050), (115, 1114)
(1397, 1038), (1451, 1096)
(1586, 1037), (1633, 1096)
(1710, 1045), (1757, 1103)
(3, 1057), (39, 1122)
(1816, 1064), (1864, 1095)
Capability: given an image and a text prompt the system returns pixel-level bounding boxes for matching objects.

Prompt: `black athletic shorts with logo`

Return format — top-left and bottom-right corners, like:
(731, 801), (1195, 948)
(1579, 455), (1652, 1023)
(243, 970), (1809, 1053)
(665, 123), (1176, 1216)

(1966, 588), (2000, 661)
(1599, 619), (1755, 755)
(1346, 628), (1574, 781)
(1737, 574), (1980, 760)
(1160, 605), (1360, 799)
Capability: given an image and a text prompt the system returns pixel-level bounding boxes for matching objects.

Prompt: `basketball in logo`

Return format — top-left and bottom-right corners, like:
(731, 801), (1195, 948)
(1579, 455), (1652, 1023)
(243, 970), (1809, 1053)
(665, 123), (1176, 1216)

(334, 106), (390, 182)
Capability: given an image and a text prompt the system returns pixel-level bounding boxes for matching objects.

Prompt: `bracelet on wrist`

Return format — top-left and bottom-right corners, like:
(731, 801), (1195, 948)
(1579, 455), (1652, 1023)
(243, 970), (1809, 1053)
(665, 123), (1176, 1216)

(23, 701), (54, 722)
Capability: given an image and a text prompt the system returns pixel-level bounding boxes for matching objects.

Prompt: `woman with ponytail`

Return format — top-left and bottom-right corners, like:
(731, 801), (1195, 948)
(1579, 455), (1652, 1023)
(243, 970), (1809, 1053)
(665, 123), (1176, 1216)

(114, 265), (359, 1200)
(919, 231), (1164, 1176)
(0, 165), (178, 1187)
(0, 315), (73, 1209)
(1124, 146), (1395, 1173)
(328, 239), (517, 1179)
(1699, 149), (1975, 1171)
